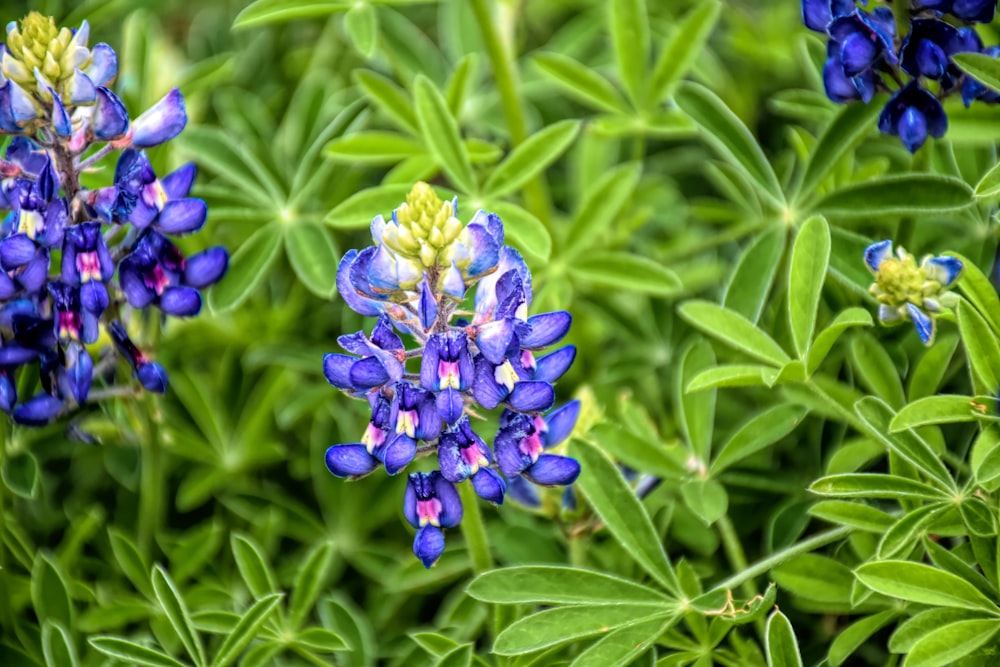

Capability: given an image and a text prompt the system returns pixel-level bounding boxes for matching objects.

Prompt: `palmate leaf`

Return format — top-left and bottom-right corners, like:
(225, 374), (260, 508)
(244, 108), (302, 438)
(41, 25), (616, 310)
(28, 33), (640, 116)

(568, 251), (681, 295)
(207, 224), (284, 313)
(678, 301), (790, 367)
(284, 222), (340, 299)
(483, 120), (581, 197)
(562, 162), (642, 258)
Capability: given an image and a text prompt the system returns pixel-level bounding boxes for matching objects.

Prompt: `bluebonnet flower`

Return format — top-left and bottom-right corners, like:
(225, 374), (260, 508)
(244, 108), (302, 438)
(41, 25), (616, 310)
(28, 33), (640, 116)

(0, 13), (227, 428)
(864, 239), (963, 344)
(801, 0), (1000, 152)
(324, 183), (580, 568)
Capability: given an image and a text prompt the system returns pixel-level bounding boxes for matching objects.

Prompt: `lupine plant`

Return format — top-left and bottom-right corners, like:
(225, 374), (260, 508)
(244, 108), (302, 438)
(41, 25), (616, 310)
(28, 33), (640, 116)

(9, 1), (1000, 666)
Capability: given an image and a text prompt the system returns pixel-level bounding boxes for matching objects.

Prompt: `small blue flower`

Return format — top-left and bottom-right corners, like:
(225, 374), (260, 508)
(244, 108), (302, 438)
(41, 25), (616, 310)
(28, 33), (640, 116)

(877, 82), (948, 153)
(403, 471), (463, 568)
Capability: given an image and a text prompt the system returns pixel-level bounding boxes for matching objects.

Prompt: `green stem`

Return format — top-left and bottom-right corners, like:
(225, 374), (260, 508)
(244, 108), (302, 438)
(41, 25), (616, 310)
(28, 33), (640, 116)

(459, 482), (492, 573)
(137, 402), (163, 560)
(568, 531), (588, 569)
(711, 526), (852, 593)
(715, 515), (755, 601)
(469, 0), (550, 221)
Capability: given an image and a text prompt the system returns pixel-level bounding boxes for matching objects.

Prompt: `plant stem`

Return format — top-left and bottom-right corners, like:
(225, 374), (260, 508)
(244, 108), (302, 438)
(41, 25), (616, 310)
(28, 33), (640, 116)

(715, 515), (755, 601)
(469, 0), (550, 221)
(459, 482), (492, 573)
(711, 525), (851, 593)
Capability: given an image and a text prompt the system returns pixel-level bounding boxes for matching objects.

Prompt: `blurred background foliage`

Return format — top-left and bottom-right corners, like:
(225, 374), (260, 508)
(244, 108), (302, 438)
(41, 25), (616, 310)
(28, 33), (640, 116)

(3, 0), (1000, 665)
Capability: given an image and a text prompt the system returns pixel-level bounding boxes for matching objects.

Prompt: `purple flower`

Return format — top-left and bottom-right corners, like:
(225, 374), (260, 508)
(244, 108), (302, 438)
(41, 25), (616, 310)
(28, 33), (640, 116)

(877, 82), (948, 153)
(403, 471), (463, 568)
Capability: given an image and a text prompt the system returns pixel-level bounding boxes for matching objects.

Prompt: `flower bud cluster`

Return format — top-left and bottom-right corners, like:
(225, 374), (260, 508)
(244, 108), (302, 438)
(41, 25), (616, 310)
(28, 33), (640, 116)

(0, 14), (227, 426)
(803, 0), (999, 152)
(864, 239), (963, 344)
(324, 182), (581, 568)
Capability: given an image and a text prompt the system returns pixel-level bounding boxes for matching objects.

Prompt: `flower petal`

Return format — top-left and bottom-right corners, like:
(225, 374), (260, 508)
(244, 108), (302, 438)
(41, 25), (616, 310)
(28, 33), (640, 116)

(159, 286), (203, 316)
(413, 525), (445, 568)
(137, 362), (168, 394)
(184, 247), (228, 288)
(521, 311), (572, 349)
(524, 454), (581, 486)
(12, 393), (63, 426)
(131, 88), (187, 148)
(323, 353), (356, 390)
(542, 400), (580, 448)
(380, 433), (416, 475)
(325, 443), (379, 478)
(157, 199), (207, 235)
(864, 240), (893, 273)
(906, 303), (935, 345)
(337, 249), (382, 317)
(434, 474), (463, 528)
(436, 387), (464, 426)
(507, 381), (555, 413)
(92, 87), (130, 140)
(924, 256), (963, 287)
(0, 234), (36, 269)
(161, 163), (197, 199)
(533, 345), (576, 383)
(472, 467), (506, 505)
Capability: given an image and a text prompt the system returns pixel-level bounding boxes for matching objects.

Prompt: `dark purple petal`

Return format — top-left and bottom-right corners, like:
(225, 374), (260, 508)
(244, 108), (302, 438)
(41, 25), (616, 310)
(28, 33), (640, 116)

(841, 32), (877, 76)
(533, 345), (576, 383)
(823, 54), (862, 103)
(17, 249), (49, 292)
(473, 356), (508, 410)
(507, 381), (555, 413)
(420, 334), (443, 391)
(80, 281), (109, 315)
(131, 88), (187, 148)
(325, 444), (379, 478)
(413, 525), (445, 568)
(494, 425), (531, 478)
(323, 354), (357, 390)
(137, 362), (168, 393)
(349, 356), (390, 389)
(370, 315), (403, 351)
(403, 474), (420, 527)
(0, 234), (36, 269)
(524, 454), (581, 486)
(543, 400), (580, 448)
(472, 468), (506, 505)
(159, 286), (203, 316)
(379, 433), (416, 475)
(337, 249), (381, 317)
(418, 275), (437, 331)
(0, 271), (16, 300)
(156, 199), (207, 235)
(952, 0), (995, 22)
(414, 387), (443, 441)
(436, 387), (464, 426)
(60, 343), (93, 404)
(899, 107), (929, 154)
(184, 247), (228, 287)
(505, 475), (541, 507)
(802, 0), (832, 32)
(162, 163), (197, 199)
(434, 475), (463, 528)
(0, 371), (15, 412)
(51, 93), (72, 136)
(0, 82), (20, 133)
(92, 87), (130, 140)
(0, 342), (37, 366)
(864, 240), (892, 273)
(521, 311), (572, 349)
(12, 393), (63, 426)
(119, 259), (155, 308)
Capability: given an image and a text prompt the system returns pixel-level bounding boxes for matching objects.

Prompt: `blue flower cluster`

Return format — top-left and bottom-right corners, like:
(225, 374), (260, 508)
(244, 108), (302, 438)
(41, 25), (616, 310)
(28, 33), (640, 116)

(324, 182), (581, 568)
(0, 13), (227, 426)
(803, 0), (998, 151)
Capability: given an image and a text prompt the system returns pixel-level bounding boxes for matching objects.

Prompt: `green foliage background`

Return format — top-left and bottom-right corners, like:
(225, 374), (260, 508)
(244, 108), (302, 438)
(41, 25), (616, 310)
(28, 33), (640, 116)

(5, 0), (1000, 665)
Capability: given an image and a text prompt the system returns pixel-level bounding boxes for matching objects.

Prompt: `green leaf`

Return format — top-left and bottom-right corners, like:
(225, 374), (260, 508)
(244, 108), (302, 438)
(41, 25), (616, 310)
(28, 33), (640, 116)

(849, 334), (906, 408)
(210, 594), (284, 667)
(890, 395), (979, 431)
(828, 226), (876, 295)
(953, 252), (1000, 334)
(467, 565), (673, 606)
(89, 637), (187, 667)
(2, 450), (39, 499)
(677, 341), (716, 461)
(813, 174), (973, 217)
(413, 76), (475, 193)
(569, 615), (671, 667)
(958, 299), (1000, 394)
(589, 422), (686, 480)
(296, 627), (348, 652)
(485, 201), (552, 261)
(41, 621), (78, 667)
(810, 474), (950, 501)
(152, 565), (206, 667)
(32, 553), (73, 629)
(674, 82), (784, 206)
(483, 120), (581, 197)
(493, 605), (670, 655)
(808, 500), (895, 532)
(563, 162), (642, 258)
(878, 504), (948, 560)
(572, 438), (679, 595)
(678, 300), (790, 367)
(855, 561), (1000, 612)
(959, 496), (997, 537)
(827, 610), (897, 667)
(853, 397), (955, 492)
(609, 0), (649, 108)
(434, 643), (473, 667)
(532, 52), (629, 114)
(568, 251), (681, 295)
(344, 3), (378, 58)
(284, 222), (339, 298)
(953, 52), (1000, 94)
(233, 0), (352, 28)
(722, 228), (786, 324)
(326, 183), (414, 229)
(353, 69), (418, 133)
(290, 542), (335, 628)
(973, 159), (1000, 199)
(108, 528), (153, 600)
(686, 364), (773, 390)
(765, 610), (803, 667)
(796, 102), (880, 200)
(905, 619), (1000, 667)
(711, 404), (806, 474)
(773, 554), (854, 605)
(889, 608), (984, 653)
(325, 132), (425, 164)
(208, 224), (283, 313)
(679, 478), (728, 526)
(788, 215), (831, 357)
(648, 1), (721, 105)
(806, 307), (873, 374)
(231, 534), (278, 599)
